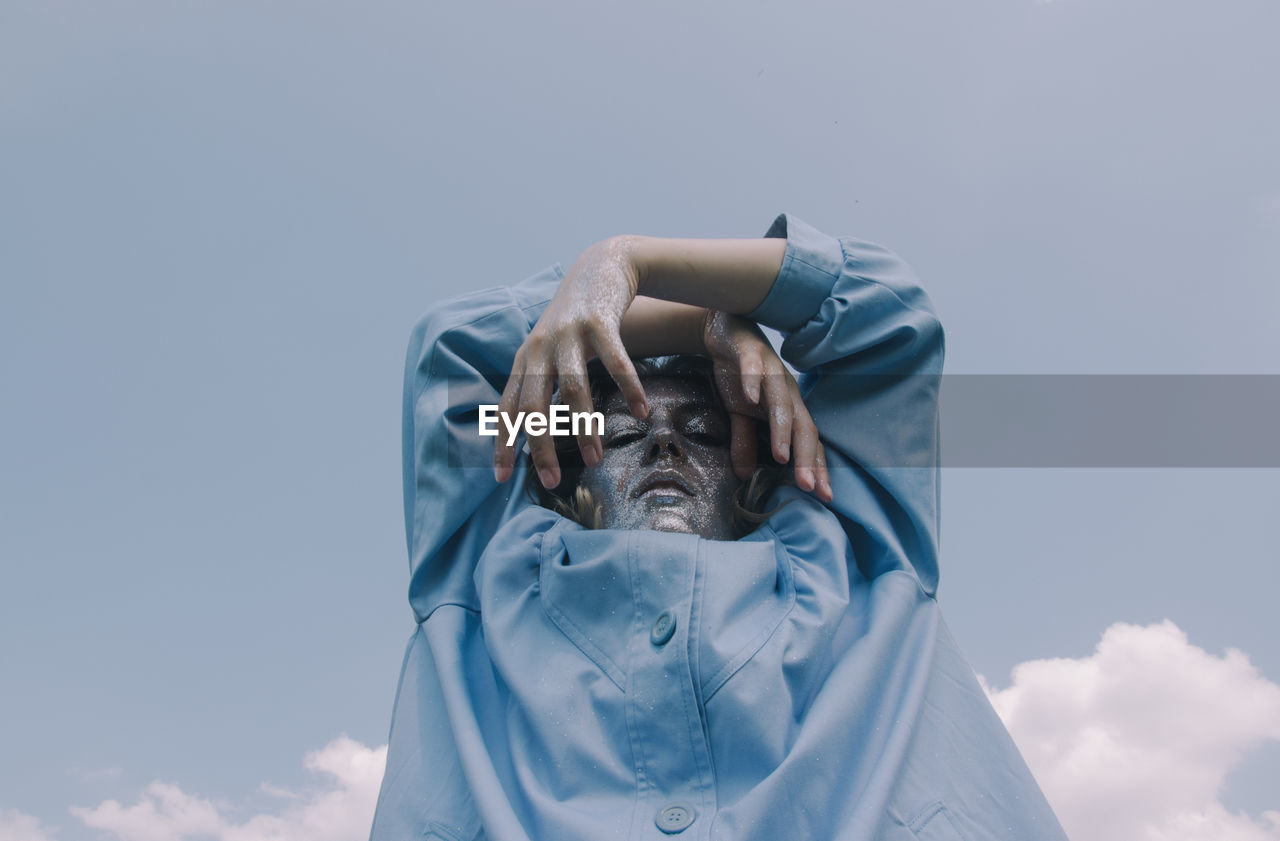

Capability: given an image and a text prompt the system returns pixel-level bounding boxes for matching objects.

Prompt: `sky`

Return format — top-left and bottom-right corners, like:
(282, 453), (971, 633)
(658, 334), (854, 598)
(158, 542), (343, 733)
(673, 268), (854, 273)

(1, 1), (1277, 840)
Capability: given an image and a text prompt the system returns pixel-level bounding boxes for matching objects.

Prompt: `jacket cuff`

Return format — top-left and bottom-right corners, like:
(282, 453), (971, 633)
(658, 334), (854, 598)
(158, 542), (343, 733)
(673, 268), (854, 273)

(746, 214), (845, 332)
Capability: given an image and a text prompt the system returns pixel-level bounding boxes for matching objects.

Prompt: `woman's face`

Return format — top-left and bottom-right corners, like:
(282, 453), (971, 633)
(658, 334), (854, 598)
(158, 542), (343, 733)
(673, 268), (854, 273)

(579, 376), (740, 540)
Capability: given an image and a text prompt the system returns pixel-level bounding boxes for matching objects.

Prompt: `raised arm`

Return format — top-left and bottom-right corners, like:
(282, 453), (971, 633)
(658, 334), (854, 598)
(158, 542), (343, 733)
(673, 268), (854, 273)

(401, 268), (562, 620)
(636, 216), (944, 594)
(493, 214), (944, 594)
(493, 234), (828, 490)
(750, 214), (944, 594)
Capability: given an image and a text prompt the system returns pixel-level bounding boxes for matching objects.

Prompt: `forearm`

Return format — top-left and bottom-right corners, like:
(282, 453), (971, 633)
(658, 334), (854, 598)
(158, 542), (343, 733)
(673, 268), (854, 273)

(499, 223), (813, 490)
(618, 297), (709, 358)
(622, 236), (787, 316)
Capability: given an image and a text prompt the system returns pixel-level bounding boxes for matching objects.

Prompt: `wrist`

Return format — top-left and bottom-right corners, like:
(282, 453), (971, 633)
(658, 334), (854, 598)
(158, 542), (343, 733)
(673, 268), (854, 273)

(600, 234), (646, 299)
(700, 309), (730, 356)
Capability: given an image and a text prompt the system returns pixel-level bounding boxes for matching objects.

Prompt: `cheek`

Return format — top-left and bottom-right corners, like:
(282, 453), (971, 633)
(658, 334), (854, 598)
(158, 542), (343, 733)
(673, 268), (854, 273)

(580, 462), (630, 508)
(714, 471), (741, 505)
(692, 450), (739, 499)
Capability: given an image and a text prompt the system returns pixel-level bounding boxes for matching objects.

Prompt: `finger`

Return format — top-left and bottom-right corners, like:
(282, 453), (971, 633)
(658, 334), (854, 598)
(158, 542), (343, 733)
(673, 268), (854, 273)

(589, 325), (647, 419)
(729, 413), (758, 481)
(814, 440), (833, 503)
(739, 348), (763, 406)
(556, 340), (600, 467)
(519, 366), (560, 488)
(790, 387), (821, 494)
(494, 346), (526, 483)
(784, 375), (833, 502)
(761, 368), (794, 464)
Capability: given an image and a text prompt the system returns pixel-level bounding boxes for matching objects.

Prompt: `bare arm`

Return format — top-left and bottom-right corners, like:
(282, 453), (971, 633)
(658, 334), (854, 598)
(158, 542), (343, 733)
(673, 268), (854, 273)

(495, 234), (826, 499)
(576, 234), (788, 361)
(573, 234), (787, 358)
(628, 236), (785, 315)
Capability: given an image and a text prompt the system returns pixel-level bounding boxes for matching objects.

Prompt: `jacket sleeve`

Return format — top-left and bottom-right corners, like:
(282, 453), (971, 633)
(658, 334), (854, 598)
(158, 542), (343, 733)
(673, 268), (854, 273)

(747, 214), (945, 596)
(401, 265), (562, 622)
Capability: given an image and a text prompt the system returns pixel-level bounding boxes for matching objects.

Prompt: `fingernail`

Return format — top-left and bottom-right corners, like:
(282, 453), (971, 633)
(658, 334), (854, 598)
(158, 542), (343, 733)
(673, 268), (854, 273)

(539, 468), (558, 488)
(746, 383), (760, 403)
(631, 399), (648, 418)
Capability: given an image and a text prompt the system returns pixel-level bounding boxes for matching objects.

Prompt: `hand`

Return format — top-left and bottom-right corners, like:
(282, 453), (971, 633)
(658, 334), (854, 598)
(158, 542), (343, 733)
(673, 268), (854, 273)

(702, 311), (833, 502)
(494, 237), (649, 488)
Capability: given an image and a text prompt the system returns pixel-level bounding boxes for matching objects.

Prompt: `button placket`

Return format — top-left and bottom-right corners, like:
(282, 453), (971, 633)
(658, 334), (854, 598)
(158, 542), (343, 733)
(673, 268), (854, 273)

(624, 532), (713, 841)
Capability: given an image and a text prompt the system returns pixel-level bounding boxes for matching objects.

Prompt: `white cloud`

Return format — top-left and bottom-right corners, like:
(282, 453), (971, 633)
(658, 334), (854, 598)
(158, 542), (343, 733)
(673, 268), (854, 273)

(72, 783), (223, 841)
(0, 809), (59, 841)
(984, 620), (1280, 841)
(70, 736), (386, 841)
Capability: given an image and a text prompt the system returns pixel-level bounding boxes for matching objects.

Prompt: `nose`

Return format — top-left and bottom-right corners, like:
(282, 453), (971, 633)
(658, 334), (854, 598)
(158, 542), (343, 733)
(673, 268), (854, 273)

(644, 424), (686, 464)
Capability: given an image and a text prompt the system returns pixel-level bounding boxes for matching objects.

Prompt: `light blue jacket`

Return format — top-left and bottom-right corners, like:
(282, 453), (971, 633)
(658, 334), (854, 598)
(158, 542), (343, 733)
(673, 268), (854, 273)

(370, 215), (1068, 841)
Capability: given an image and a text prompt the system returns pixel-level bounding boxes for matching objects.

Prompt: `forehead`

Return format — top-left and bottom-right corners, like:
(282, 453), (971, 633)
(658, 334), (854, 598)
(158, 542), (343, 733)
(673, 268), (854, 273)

(599, 376), (721, 415)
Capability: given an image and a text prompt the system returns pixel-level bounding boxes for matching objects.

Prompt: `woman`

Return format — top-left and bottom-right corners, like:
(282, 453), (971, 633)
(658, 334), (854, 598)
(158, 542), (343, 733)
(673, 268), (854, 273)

(370, 215), (1068, 840)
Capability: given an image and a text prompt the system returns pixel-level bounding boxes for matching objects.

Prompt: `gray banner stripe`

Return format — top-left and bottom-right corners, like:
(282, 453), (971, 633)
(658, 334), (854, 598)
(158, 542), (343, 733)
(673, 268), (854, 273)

(938, 375), (1280, 467)
(444, 375), (1280, 468)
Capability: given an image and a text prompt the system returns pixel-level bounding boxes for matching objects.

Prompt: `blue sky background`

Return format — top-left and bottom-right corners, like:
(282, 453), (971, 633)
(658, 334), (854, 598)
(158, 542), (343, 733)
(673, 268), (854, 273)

(2, 2), (1278, 839)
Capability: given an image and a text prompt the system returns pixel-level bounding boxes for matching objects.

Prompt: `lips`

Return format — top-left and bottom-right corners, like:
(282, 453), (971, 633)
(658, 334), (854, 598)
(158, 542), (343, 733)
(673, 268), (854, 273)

(632, 471), (695, 499)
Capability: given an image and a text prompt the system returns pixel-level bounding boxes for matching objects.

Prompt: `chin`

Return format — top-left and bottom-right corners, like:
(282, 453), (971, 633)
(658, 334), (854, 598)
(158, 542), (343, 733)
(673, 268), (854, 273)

(648, 517), (697, 535)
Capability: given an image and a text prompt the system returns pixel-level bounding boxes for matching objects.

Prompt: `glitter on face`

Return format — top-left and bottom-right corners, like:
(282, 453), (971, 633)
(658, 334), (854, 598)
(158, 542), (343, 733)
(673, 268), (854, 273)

(578, 377), (740, 541)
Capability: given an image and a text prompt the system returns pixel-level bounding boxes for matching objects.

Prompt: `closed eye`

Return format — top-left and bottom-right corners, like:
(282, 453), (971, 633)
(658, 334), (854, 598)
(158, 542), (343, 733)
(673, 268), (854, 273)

(604, 431), (644, 448)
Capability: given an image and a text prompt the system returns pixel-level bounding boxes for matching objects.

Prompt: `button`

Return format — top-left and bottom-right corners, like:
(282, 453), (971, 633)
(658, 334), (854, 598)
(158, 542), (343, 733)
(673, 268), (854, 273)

(650, 610), (677, 646)
(655, 803), (695, 834)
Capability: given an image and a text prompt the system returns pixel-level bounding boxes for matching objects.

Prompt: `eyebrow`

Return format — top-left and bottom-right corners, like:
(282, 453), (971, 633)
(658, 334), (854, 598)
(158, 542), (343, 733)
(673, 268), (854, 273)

(600, 401), (725, 422)
(597, 382), (724, 418)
